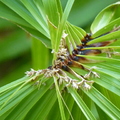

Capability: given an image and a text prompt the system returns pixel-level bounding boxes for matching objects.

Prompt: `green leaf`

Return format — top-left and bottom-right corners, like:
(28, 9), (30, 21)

(0, 77), (28, 93)
(53, 76), (66, 120)
(68, 87), (96, 120)
(1, 0), (49, 37)
(21, 26), (51, 48)
(0, 1), (120, 120)
(0, 2), (32, 28)
(0, 77), (54, 119)
(91, 2), (120, 35)
(20, 0), (49, 34)
(66, 22), (86, 45)
(87, 30), (120, 45)
(42, 0), (62, 52)
(54, 0), (75, 53)
(95, 72), (120, 96)
(65, 24), (77, 49)
(83, 46), (120, 50)
(24, 88), (57, 120)
(6, 79), (54, 120)
(92, 18), (120, 38)
(62, 93), (74, 120)
(0, 0), (51, 48)
(0, 84), (36, 116)
(68, 0), (116, 26)
(31, 37), (50, 69)
(84, 87), (120, 120)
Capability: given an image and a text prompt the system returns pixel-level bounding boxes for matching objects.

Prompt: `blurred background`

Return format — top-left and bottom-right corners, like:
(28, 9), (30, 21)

(0, 0), (118, 86)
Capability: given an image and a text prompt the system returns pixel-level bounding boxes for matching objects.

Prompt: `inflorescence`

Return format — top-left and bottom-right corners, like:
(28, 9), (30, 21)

(25, 26), (120, 90)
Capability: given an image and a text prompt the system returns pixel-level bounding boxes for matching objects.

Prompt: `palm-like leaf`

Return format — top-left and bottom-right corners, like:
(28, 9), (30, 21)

(0, 0), (120, 120)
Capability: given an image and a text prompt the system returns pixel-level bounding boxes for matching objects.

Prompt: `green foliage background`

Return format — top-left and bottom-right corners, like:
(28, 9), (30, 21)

(0, 0), (120, 120)
(0, 0), (117, 86)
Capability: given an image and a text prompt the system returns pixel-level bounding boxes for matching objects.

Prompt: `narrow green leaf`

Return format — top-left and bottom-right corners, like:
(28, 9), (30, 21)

(55, 0), (75, 54)
(5, 78), (54, 120)
(68, 0), (115, 26)
(91, 2), (120, 34)
(65, 36), (74, 55)
(31, 37), (50, 69)
(0, 2), (32, 28)
(34, 0), (48, 24)
(0, 84), (36, 116)
(1, 0), (49, 37)
(94, 72), (120, 96)
(69, 23), (86, 39)
(0, 77), (28, 93)
(65, 25), (77, 49)
(0, 87), (18, 105)
(66, 23), (82, 45)
(68, 87), (96, 120)
(84, 87), (120, 120)
(95, 104), (110, 120)
(87, 30), (120, 45)
(0, 107), (16, 120)
(53, 76), (66, 120)
(92, 17), (120, 38)
(62, 93), (74, 120)
(71, 101), (82, 120)
(83, 46), (120, 50)
(20, 0), (49, 34)
(0, 1), (51, 48)
(42, 0), (62, 51)
(97, 63), (120, 79)
(25, 88), (57, 120)
(46, 100), (60, 120)
(20, 25), (51, 48)
(77, 55), (120, 63)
